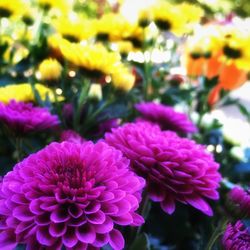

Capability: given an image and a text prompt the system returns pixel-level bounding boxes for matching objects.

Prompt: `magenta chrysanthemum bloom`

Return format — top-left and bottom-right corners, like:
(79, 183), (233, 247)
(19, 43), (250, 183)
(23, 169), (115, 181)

(60, 130), (86, 144)
(135, 102), (197, 134)
(0, 100), (59, 134)
(229, 186), (250, 216)
(0, 141), (145, 250)
(105, 122), (221, 216)
(222, 221), (250, 249)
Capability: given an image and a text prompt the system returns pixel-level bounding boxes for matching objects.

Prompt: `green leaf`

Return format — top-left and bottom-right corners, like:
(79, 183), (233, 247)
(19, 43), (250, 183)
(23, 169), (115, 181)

(237, 103), (250, 122)
(130, 233), (150, 250)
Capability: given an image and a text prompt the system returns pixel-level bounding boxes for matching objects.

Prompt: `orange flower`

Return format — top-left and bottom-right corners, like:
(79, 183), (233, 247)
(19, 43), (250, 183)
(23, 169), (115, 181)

(208, 62), (248, 106)
(185, 56), (205, 77)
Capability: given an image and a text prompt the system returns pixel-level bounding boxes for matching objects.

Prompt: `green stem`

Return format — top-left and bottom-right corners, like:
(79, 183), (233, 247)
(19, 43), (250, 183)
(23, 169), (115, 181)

(127, 192), (151, 247)
(15, 137), (23, 162)
(142, 29), (151, 101)
(205, 218), (228, 250)
(136, 193), (150, 236)
(73, 80), (90, 130)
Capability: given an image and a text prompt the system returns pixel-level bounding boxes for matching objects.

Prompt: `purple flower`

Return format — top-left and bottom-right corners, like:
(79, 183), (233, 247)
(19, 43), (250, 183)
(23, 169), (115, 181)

(105, 122), (221, 216)
(98, 119), (120, 134)
(0, 141), (145, 250)
(135, 102), (197, 134)
(229, 186), (250, 216)
(222, 221), (250, 250)
(60, 130), (86, 144)
(0, 100), (60, 134)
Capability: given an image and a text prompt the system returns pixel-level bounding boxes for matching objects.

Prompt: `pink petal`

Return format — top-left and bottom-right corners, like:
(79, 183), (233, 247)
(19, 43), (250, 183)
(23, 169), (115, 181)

(94, 216), (114, 234)
(109, 229), (124, 250)
(87, 210), (105, 224)
(76, 224), (96, 243)
(0, 230), (17, 250)
(50, 206), (70, 223)
(62, 227), (78, 248)
(36, 226), (56, 246)
(161, 196), (176, 214)
(49, 222), (67, 237)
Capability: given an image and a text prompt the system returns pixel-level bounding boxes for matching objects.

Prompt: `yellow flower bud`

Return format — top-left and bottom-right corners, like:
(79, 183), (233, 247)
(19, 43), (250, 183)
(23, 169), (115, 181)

(111, 65), (135, 92)
(38, 58), (62, 81)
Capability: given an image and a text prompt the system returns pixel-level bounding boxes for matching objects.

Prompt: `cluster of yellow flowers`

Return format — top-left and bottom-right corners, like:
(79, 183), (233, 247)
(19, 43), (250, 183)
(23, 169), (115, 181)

(0, 0), (204, 97)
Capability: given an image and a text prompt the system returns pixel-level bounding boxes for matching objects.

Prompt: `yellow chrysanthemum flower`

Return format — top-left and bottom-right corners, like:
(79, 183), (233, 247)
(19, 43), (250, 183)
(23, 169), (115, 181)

(21, 7), (35, 26)
(152, 1), (185, 35)
(38, 58), (62, 81)
(0, 83), (63, 104)
(138, 8), (152, 28)
(221, 26), (250, 70)
(60, 41), (121, 76)
(53, 15), (96, 42)
(152, 1), (203, 35)
(0, 0), (24, 18)
(96, 13), (143, 47)
(185, 25), (223, 59)
(111, 65), (135, 92)
(38, 0), (72, 12)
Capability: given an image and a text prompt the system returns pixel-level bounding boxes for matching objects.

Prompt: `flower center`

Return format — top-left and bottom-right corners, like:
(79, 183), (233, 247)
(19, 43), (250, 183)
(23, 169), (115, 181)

(223, 45), (242, 59)
(125, 37), (142, 48)
(155, 19), (171, 31)
(56, 165), (96, 190)
(0, 7), (12, 18)
(96, 33), (109, 42)
(63, 34), (80, 43)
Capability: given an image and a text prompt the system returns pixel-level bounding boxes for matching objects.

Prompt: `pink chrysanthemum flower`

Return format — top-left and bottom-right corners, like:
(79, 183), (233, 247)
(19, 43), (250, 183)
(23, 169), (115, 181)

(222, 221), (250, 250)
(229, 186), (250, 216)
(135, 102), (197, 134)
(0, 100), (59, 134)
(0, 141), (145, 250)
(105, 122), (221, 216)
(60, 130), (86, 144)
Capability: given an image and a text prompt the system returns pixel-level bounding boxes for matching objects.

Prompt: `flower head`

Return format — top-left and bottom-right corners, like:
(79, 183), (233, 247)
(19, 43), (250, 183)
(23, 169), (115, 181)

(96, 13), (143, 45)
(0, 141), (145, 249)
(105, 122), (221, 216)
(38, 58), (62, 81)
(222, 221), (250, 249)
(60, 41), (121, 77)
(221, 26), (250, 70)
(0, 83), (63, 104)
(135, 102), (197, 134)
(0, 0), (24, 18)
(152, 1), (202, 35)
(229, 186), (250, 217)
(0, 100), (60, 134)
(53, 15), (96, 42)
